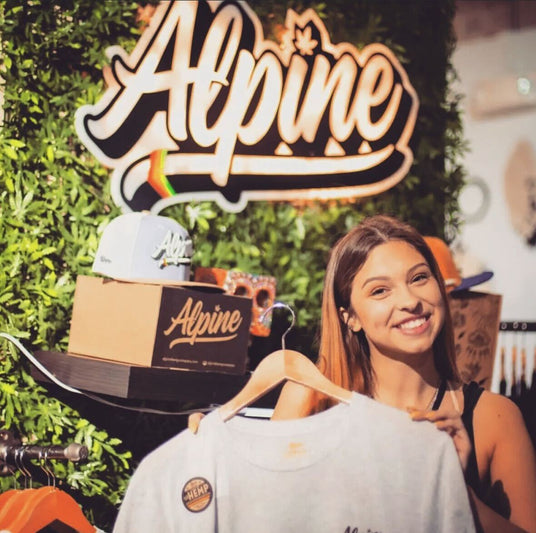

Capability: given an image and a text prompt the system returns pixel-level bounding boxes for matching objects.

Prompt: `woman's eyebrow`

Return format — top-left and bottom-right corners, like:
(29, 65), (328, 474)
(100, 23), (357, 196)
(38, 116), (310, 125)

(361, 262), (429, 288)
(408, 262), (430, 274)
(361, 275), (389, 289)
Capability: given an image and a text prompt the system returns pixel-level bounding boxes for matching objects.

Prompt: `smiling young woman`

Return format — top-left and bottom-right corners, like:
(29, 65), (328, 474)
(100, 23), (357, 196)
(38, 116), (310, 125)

(272, 215), (536, 533)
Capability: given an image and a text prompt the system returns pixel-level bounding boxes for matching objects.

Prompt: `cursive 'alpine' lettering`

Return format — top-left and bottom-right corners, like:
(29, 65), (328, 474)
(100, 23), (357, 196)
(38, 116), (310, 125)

(75, 1), (418, 213)
(164, 297), (243, 346)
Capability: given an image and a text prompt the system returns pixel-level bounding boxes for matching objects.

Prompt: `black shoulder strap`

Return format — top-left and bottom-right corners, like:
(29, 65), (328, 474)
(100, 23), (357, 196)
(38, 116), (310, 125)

(462, 381), (485, 495)
(431, 379), (448, 411)
(462, 381), (485, 421)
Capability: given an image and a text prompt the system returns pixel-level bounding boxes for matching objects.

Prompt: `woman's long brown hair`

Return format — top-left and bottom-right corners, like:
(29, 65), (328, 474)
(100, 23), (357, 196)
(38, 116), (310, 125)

(314, 215), (459, 412)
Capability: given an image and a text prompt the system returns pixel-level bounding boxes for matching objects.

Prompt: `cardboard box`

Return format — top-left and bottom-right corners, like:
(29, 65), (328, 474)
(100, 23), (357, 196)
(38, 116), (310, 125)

(448, 291), (502, 389)
(68, 275), (252, 375)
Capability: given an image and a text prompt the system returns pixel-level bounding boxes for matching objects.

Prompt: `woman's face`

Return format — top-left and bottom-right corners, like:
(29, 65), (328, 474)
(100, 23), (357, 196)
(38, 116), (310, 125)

(344, 240), (445, 361)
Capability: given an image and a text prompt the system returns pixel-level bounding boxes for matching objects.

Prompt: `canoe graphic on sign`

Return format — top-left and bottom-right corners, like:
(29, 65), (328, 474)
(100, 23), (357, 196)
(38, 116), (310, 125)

(75, 0), (419, 213)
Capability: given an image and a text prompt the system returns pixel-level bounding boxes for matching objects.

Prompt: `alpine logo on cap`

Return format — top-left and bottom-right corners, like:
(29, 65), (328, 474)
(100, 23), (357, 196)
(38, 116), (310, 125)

(152, 230), (193, 268)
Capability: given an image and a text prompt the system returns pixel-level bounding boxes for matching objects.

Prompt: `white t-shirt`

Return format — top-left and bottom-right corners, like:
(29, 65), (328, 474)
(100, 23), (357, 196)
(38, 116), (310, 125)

(113, 392), (475, 532)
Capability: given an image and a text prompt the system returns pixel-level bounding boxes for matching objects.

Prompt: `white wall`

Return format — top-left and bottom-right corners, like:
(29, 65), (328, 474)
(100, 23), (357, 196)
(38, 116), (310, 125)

(452, 29), (536, 391)
(452, 28), (536, 321)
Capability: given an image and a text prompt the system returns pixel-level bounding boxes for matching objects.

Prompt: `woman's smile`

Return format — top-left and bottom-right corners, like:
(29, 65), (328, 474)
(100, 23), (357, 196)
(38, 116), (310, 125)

(394, 314), (431, 334)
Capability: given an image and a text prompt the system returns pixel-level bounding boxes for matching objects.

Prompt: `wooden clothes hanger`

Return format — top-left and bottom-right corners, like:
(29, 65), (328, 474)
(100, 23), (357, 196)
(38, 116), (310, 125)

(0, 449), (36, 528)
(0, 488), (18, 509)
(218, 303), (352, 422)
(0, 489), (37, 527)
(0, 447), (95, 533)
(0, 472), (22, 514)
(8, 485), (96, 533)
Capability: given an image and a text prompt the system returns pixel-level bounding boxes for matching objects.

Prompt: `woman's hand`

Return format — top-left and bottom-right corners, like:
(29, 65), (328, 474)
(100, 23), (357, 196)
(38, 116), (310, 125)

(408, 407), (472, 472)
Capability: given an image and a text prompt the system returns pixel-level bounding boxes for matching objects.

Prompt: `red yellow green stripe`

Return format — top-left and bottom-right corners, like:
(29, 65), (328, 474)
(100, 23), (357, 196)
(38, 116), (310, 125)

(148, 149), (175, 198)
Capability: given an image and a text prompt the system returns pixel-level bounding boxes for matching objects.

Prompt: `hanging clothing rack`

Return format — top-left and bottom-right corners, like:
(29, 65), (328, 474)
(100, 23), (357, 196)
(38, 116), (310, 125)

(0, 429), (96, 532)
(494, 321), (536, 449)
(0, 429), (88, 477)
(496, 321), (535, 393)
(499, 321), (536, 332)
(0, 436), (88, 465)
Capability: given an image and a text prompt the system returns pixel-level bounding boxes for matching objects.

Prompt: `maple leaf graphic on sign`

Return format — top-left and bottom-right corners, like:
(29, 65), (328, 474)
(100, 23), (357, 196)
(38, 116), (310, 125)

(294, 26), (318, 55)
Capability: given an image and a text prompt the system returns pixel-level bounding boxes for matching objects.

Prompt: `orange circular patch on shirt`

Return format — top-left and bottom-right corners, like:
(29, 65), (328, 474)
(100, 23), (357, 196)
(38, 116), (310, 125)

(182, 477), (213, 513)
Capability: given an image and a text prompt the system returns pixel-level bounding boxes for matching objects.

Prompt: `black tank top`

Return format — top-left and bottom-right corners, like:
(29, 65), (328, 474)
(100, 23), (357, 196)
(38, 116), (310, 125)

(432, 380), (484, 495)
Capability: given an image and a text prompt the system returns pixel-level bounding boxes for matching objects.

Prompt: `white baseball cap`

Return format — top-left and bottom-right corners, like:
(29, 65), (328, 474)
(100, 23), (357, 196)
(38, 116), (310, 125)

(92, 212), (194, 285)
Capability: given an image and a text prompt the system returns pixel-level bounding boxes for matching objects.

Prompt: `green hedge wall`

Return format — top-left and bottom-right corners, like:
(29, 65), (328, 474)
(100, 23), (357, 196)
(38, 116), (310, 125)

(0, 0), (465, 528)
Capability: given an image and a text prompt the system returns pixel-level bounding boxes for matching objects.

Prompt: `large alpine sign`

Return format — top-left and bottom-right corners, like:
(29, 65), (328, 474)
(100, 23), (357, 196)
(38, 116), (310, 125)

(75, 0), (419, 213)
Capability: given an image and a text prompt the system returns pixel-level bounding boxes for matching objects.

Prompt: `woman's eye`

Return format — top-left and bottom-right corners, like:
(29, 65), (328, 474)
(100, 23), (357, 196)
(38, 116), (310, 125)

(370, 287), (388, 296)
(412, 272), (430, 283)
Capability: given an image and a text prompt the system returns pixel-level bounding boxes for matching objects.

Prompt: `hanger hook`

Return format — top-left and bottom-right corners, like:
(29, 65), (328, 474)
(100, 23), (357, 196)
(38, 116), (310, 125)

(16, 447), (32, 490)
(39, 447), (53, 487)
(43, 447), (56, 488)
(259, 301), (296, 350)
(11, 447), (22, 490)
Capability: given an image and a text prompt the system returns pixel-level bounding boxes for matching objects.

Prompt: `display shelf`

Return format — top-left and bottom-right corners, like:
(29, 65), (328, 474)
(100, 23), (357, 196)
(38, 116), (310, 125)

(32, 351), (250, 404)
